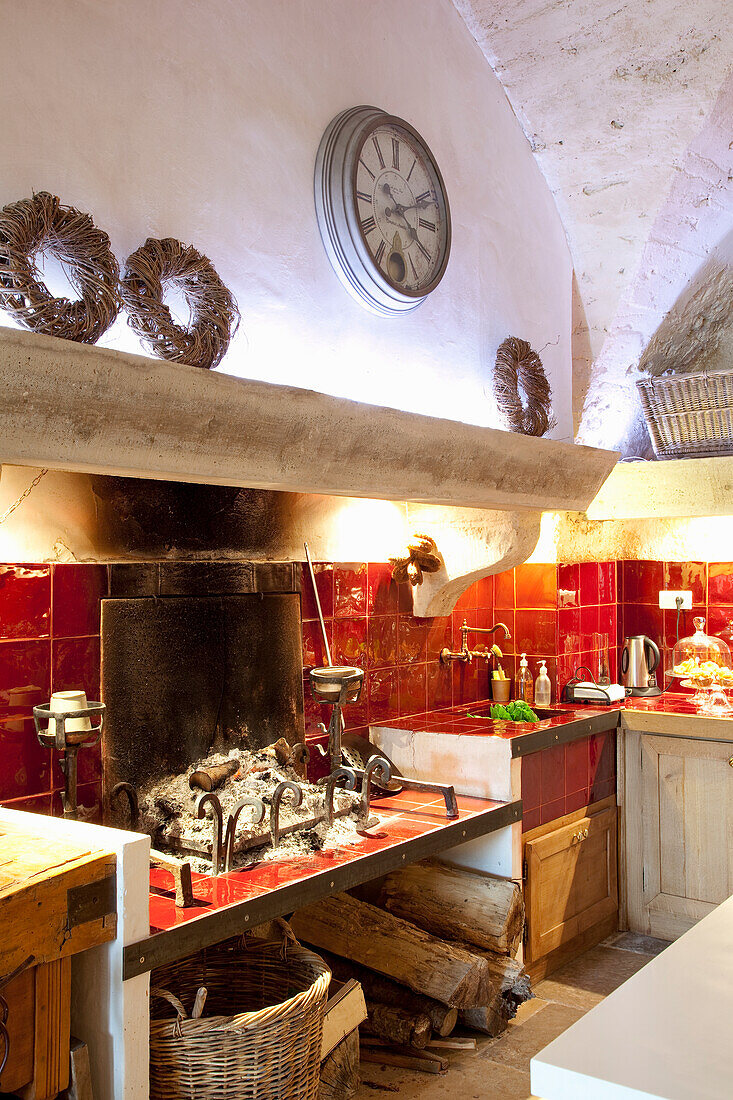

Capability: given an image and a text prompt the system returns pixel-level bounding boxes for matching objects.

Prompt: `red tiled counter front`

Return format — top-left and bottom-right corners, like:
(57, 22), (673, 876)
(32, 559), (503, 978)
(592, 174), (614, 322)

(373, 704), (619, 833)
(125, 790), (520, 978)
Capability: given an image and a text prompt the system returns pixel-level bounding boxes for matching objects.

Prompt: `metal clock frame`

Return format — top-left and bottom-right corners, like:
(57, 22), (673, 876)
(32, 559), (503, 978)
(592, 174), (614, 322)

(314, 104), (451, 317)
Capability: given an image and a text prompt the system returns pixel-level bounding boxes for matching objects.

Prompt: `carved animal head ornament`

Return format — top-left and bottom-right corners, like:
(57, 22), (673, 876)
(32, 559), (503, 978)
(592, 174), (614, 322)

(390, 533), (441, 586)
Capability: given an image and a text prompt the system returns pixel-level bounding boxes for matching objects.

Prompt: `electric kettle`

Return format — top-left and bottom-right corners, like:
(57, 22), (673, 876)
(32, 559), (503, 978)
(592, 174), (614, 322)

(620, 635), (662, 697)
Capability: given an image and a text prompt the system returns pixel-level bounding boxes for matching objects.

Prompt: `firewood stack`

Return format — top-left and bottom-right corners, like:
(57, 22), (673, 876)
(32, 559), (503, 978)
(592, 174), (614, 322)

(292, 859), (530, 1087)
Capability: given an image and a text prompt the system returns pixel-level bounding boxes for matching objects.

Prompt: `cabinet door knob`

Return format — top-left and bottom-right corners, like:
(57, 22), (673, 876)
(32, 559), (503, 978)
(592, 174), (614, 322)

(729, 756), (733, 768)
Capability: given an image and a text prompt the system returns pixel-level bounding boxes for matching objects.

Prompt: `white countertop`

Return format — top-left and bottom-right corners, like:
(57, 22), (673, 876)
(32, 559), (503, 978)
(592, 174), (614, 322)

(530, 894), (733, 1100)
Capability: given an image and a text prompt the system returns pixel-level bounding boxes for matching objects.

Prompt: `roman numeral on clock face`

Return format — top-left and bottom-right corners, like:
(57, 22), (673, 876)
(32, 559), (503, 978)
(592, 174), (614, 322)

(407, 158), (416, 182)
(372, 135), (385, 169)
(418, 217), (436, 232)
(415, 191), (432, 204)
(359, 157), (375, 181)
(374, 239), (386, 265)
(392, 138), (400, 170)
(408, 253), (418, 280)
(356, 190), (373, 204)
(361, 215), (377, 234)
(415, 238), (431, 262)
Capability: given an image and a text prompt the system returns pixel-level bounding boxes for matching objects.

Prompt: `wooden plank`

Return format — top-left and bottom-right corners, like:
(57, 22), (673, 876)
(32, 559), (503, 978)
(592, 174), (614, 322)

(0, 842), (116, 975)
(0, 966), (35, 1093)
(658, 753), (686, 899)
(19, 958), (71, 1100)
(0, 328), (616, 512)
(320, 980), (367, 1062)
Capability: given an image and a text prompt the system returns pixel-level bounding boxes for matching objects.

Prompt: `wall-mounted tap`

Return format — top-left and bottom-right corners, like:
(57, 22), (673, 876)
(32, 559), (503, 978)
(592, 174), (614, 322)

(440, 619), (511, 665)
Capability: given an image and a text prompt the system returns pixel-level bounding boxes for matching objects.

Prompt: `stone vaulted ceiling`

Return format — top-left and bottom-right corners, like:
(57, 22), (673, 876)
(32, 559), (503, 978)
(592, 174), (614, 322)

(452, 0), (733, 452)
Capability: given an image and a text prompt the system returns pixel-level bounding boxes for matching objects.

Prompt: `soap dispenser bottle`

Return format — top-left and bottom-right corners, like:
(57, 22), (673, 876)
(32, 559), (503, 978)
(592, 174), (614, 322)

(535, 660), (551, 707)
(515, 653), (534, 705)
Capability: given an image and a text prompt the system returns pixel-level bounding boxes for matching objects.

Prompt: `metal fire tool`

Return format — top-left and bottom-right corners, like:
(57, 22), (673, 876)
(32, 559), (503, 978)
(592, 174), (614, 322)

(33, 701), (106, 818)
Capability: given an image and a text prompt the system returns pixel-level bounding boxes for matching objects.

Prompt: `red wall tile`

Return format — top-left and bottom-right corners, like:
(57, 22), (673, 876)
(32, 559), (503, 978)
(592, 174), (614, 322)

(333, 564), (367, 617)
(598, 562), (616, 605)
(51, 637), (101, 701)
(331, 617), (367, 667)
(557, 564), (580, 608)
(515, 563), (557, 609)
(52, 564), (107, 637)
(664, 561), (706, 606)
(495, 569), (515, 608)
(515, 609), (557, 654)
(300, 562), (334, 619)
(579, 563), (600, 606)
(0, 639), (51, 718)
(622, 560), (663, 605)
(0, 565), (50, 640)
(367, 615), (399, 669)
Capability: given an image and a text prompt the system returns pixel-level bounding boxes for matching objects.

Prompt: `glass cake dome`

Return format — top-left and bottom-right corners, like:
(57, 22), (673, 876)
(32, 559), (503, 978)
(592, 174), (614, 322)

(670, 617), (733, 686)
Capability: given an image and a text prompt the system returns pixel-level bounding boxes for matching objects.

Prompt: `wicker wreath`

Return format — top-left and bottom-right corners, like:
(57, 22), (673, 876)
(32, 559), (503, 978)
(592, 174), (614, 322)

(0, 192), (120, 342)
(121, 237), (239, 370)
(493, 336), (555, 437)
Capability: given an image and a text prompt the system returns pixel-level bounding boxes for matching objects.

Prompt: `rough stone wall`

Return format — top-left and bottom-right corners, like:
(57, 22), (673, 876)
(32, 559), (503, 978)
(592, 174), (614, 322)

(452, 0), (733, 453)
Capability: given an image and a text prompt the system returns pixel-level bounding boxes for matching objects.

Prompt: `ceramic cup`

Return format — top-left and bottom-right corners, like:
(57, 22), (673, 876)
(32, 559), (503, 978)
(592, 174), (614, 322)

(491, 679), (511, 703)
(49, 689), (92, 737)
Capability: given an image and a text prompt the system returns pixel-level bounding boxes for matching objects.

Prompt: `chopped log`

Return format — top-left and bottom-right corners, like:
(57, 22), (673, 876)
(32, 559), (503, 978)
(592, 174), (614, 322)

(458, 951), (532, 1037)
(318, 950), (458, 1036)
(459, 1005), (505, 1036)
(291, 893), (491, 1008)
(360, 1046), (446, 1075)
(319, 1030), (359, 1100)
(362, 1002), (431, 1049)
(364, 859), (524, 955)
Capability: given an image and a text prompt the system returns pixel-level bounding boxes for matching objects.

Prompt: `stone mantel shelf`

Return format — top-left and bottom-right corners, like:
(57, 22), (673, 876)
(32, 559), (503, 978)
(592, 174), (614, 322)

(0, 328), (616, 512)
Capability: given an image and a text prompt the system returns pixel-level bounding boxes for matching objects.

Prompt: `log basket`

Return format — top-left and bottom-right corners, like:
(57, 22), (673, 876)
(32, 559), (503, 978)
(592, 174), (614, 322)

(150, 936), (331, 1100)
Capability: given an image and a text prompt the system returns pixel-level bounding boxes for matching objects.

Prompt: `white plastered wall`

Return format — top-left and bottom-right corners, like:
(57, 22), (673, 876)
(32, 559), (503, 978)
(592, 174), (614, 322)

(0, 0), (573, 440)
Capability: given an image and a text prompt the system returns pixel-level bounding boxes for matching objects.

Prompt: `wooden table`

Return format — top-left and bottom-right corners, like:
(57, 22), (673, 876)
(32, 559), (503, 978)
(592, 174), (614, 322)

(0, 815), (116, 1099)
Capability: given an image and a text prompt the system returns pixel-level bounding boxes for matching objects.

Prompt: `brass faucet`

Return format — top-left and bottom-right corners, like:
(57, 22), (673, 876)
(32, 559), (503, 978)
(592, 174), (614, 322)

(440, 620), (511, 665)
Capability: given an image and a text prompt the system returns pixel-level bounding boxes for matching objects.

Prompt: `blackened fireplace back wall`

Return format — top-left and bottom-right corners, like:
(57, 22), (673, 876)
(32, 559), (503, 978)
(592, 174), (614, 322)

(100, 562), (305, 813)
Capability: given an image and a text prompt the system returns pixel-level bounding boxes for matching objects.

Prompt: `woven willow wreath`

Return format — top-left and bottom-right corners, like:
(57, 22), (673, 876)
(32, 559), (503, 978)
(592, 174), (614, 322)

(121, 237), (239, 370)
(494, 336), (555, 437)
(0, 192), (120, 342)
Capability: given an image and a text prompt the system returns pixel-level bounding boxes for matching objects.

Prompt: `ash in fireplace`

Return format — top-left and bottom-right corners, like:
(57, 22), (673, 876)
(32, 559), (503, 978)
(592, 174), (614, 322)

(136, 743), (367, 870)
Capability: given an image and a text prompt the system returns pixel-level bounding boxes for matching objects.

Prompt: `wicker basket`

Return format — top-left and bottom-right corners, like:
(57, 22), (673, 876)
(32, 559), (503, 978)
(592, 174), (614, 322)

(637, 370), (733, 459)
(150, 936), (331, 1100)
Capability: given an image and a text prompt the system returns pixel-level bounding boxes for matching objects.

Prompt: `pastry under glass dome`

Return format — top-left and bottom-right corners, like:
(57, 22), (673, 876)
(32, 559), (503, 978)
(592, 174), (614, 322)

(671, 617), (732, 685)
(670, 617), (733, 712)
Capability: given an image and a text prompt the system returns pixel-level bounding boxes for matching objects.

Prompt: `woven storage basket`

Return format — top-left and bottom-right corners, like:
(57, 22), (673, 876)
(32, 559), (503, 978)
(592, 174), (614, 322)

(150, 936), (331, 1100)
(637, 370), (733, 459)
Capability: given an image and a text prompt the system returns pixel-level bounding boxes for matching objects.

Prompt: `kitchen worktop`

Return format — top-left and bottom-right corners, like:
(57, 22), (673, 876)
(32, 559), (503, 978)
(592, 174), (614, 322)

(530, 892), (733, 1099)
(380, 691), (733, 750)
(127, 789), (520, 979)
(378, 702), (618, 756)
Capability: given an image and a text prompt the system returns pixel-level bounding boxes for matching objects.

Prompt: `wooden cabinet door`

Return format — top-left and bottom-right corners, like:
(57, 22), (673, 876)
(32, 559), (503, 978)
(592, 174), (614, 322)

(624, 732), (733, 940)
(524, 803), (618, 965)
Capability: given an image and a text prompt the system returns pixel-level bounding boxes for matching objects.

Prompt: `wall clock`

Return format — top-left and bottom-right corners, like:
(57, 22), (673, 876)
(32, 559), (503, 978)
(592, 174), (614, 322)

(315, 105), (451, 316)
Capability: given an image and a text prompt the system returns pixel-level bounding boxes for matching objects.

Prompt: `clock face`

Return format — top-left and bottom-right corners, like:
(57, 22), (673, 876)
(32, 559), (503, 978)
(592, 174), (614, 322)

(315, 106), (451, 315)
(352, 120), (450, 297)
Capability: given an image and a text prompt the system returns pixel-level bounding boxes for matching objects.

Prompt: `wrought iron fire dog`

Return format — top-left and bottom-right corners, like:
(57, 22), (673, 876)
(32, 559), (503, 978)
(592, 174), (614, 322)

(111, 757), (391, 878)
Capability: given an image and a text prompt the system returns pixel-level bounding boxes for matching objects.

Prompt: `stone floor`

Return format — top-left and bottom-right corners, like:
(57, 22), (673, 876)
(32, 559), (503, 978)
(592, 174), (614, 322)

(354, 932), (669, 1099)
